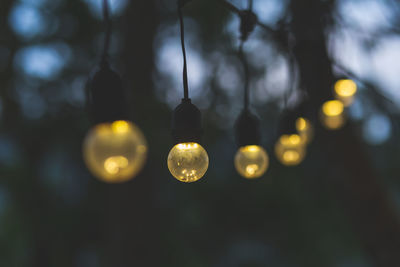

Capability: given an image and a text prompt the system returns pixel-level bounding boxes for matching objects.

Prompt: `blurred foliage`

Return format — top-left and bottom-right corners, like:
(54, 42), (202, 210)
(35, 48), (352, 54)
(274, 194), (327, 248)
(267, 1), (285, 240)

(0, 0), (399, 266)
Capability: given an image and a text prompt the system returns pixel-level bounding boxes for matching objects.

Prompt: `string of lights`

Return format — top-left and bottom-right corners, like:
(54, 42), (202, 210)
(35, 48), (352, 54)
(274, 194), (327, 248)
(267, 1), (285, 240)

(82, 0), (148, 183)
(81, 0), (359, 183)
(233, 4), (269, 179)
(167, 0), (209, 183)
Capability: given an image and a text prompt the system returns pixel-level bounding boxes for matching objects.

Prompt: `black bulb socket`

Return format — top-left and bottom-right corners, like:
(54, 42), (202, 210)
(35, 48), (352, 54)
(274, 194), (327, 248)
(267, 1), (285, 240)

(171, 98), (202, 145)
(87, 63), (129, 124)
(235, 109), (261, 147)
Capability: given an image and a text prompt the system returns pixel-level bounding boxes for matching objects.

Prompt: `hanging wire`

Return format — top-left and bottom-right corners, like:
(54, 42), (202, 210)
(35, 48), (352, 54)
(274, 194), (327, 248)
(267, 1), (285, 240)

(218, 0), (276, 36)
(178, 3), (190, 100)
(238, 41), (250, 111)
(101, 0), (112, 66)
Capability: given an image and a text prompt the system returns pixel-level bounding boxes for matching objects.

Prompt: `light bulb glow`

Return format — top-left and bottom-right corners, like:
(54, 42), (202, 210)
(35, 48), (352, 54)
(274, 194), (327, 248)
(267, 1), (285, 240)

(296, 117), (314, 144)
(334, 79), (357, 106)
(322, 100), (344, 116)
(320, 100), (346, 130)
(83, 120), (147, 183)
(234, 145), (269, 179)
(167, 142), (209, 183)
(275, 134), (306, 166)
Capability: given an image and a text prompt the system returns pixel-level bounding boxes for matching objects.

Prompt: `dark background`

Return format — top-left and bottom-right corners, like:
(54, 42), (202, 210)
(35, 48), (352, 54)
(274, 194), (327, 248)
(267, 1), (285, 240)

(0, 0), (400, 266)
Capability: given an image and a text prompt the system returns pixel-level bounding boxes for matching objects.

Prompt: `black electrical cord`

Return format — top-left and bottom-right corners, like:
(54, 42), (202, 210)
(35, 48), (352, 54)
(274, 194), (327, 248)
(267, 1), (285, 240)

(101, 0), (112, 66)
(178, 4), (190, 100)
(239, 41), (250, 111)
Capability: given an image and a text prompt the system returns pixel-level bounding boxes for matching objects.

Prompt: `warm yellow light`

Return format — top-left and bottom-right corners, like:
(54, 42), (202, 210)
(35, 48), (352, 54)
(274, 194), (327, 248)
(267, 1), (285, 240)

(322, 100), (344, 116)
(279, 134), (304, 146)
(234, 145), (269, 179)
(320, 100), (346, 130)
(167, 142), (209, 183)
(321, 113), (346, 130)
(296, 117), (314, 144)
(83, 120), (147, 183)
(104, 156), (129, 175)
(275, 134), (306, 166)
(334, 79), (357, 106)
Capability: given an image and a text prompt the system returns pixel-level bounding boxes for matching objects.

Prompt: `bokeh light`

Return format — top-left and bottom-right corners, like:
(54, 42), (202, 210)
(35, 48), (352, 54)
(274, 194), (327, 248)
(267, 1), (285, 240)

(334, 79), (357, 106)
(14, 43), (71, 80)
(8, 3), (46, 39)
(320, 100), (346, 130)
(296, 117), (314, 144)
(363, 114), (392, 145)
(83, 120), (148, 183)
(275, 134), (306, 166)
(234, 145), (269, 179)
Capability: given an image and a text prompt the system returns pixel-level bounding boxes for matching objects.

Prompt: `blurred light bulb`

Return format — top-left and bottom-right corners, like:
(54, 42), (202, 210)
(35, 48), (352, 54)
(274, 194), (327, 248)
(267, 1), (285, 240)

(334, 79), (357, 106)
(296, 117), (314, 144)
(167, 142), (208, 183)
(234, 145), (269, 179)
(275, 134), (306, 166)
(320, 100), (346, 130)
(83, 120), (147, 183)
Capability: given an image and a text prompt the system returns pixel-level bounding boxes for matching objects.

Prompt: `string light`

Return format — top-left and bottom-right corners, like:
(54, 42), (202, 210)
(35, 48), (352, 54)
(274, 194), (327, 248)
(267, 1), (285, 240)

(275, 134), (306, 166)
(167, 142), (208, 182)
(296, 117), (314, 144)
(83, 0), (147, 183)
(233, 6), (269, 179)
(167, 2), (209, 183)
(83, 120), (147, 183)
(334, 79), (357, 106)
(275, 105), (308, 166)
(235, 145), (269, 179)
(320, 100), (346, 130)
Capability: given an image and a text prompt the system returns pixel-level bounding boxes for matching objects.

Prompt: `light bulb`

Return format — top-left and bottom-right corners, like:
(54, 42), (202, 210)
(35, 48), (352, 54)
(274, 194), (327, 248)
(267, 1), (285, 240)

(334, 79), (357, 106)
(296, 117), (314, 144)
(83, 120), (147, 183)
(234, 145), (269, 179)
(167, 142), (208, 183)
(275, 134), (306, 166)
(320, 100), (346, 130)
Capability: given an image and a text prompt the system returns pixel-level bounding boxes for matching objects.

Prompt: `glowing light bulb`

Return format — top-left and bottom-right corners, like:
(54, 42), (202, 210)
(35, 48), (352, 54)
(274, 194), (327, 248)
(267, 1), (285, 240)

(296, 117), (314, 144)
(83, 120), (147, 183)
(167, 142), (208, 183)
(320, 100), (346, 130)
(234, 145), (269, 179)
(275, 134), (306, 166)
(334, 79), (357, 106)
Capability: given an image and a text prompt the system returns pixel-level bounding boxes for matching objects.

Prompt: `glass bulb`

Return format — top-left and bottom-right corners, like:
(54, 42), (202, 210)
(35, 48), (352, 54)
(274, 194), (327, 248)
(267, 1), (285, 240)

(334, 79), (357, 106)
(275, 134), (306, 166)
(83, 120), (147, 183)
(167, 142), (209, 183)
(320, 100), (346, 130)
(234, 145), (269, 179)
(296, 117), (314, 144)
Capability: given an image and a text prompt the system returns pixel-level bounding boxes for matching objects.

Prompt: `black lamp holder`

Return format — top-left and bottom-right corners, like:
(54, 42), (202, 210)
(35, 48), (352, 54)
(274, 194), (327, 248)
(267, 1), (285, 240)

(234, 5), (260, 148)
(88, 63), (129, 124)
(87, 0), (129, 125)
(171, 2), (203, 145)
(235, 110), (261, 147)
